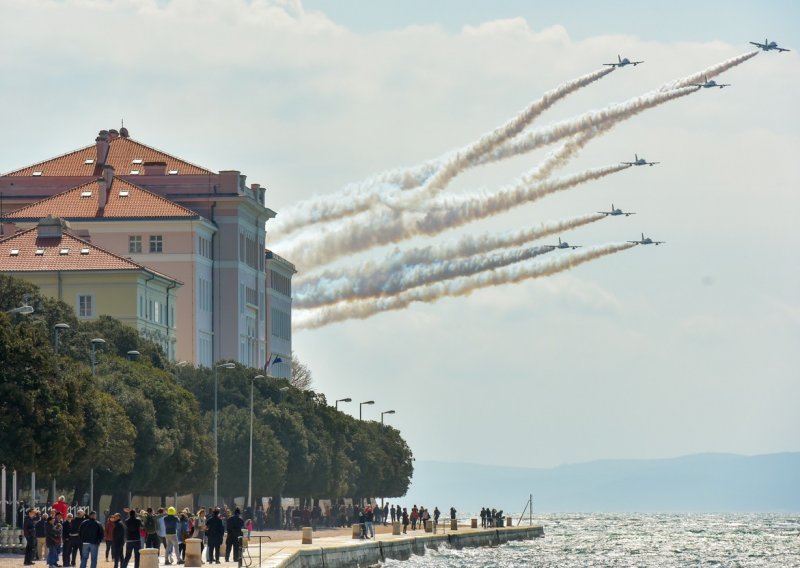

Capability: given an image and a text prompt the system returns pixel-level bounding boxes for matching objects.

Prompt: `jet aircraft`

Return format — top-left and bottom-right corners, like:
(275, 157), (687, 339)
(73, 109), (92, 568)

(691, 76), (731, 89)
(548, 237), (581, 250)
(622, 154), (659, 167)
(603, 55), (644, 67)
(628, 233), (665, 246)
(598, 204), (636, 217)
(749, 38), (790, 52)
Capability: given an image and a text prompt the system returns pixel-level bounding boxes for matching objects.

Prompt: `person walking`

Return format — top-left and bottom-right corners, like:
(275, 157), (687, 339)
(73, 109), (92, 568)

(224, 508), (244, 563)
(205, 510), (224, 564)
(194, 509), (207, 558)
(46, 513), (63, 568)
(142, 509), (159, 550)
(24, 508), (37, 565)
(110, 514), (124, 568)
(121, 510), (142, 568)
(103, 513), (115, 561)
(69, 510), (86, 567)
(162, 507), (179, 564)
(364, 506), (375, 539)
(78, 511), (104, 568)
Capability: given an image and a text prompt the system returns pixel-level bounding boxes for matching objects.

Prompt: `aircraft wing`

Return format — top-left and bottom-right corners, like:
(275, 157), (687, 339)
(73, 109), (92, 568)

(749, 41), (765, 48)
(632, 61), (644, 65)
(621, 161), (635, 166)
(603, 63), (618, 67)
(777, 47), (790, 52)
(627, 240), (641, 244)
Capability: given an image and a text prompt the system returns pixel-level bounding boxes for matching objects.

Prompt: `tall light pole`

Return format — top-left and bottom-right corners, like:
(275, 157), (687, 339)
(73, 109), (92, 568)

(335, 397), (352, 411)
(53, 323), (70, 354)
(214, 362), (235, 508)
(381, 410), (396, 425)
(248, 374), (265, 513)
(89, 338), (105, 513)
(359, 400), (375, 421)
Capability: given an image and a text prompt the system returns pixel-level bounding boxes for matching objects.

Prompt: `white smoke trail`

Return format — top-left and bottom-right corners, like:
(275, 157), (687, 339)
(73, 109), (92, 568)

(295, 242), (637, 330)
(295, 245), (555, 309)
(295, 212), (606, 288)
(659, 50), (759, 91)
(479, 86), (699, 165)
(282, 163), (628, 270)
(272, 67), (615, 236)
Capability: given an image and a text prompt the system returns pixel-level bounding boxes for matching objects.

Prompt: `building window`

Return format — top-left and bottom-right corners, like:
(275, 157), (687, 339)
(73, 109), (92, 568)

(271, 308), (291, 340)
(270, 270), (291, 296)
(149, 235), (163, 253)
(78, 295), (94, 318)
(129, 235), (142, 253)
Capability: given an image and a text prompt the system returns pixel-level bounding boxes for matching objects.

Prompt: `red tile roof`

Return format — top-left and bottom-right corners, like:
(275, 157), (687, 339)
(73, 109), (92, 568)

(3, 136), (213, 177)
(6, 178), (200, 220)
(0, 225), (180, 283)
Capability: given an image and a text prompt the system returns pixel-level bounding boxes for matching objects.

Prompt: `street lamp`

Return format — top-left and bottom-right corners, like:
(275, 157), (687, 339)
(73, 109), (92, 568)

(90, 338), (106, 376)
(126, 350), (140, 360)
(214, 362), (235, 508)
(279, 386), (289, 403)
(174, 360), (188, 382)
(359, 400), (375, 421)
(381, 410), (396, 425)
(248, 374), (265, 513)
(5, 304), (33, 315)
(53, 323), (70, 353)
(335, 397), (352, 411)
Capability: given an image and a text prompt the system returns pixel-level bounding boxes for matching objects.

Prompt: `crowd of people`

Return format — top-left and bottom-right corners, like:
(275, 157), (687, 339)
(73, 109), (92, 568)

(479, 507), (505, 527)
(22, 496), (251, 568)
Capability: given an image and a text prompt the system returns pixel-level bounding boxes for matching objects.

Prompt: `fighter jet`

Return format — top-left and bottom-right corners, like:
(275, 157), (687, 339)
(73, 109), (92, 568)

(548, 237), (581, 250)
(628, 233), (665, 246)
(691, 76), (731, 89)
(749, 38), (790, 52)
(622, 154), (659, 167)
(603, 55), (644, 68)
(598, 204), (636, 217)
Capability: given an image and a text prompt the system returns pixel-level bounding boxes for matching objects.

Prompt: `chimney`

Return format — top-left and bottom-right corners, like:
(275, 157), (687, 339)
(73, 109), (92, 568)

(108, 129), (120, 140)
(37, 216), (65, 239)
(95, 130), (110, 165)
(97, 178), (108, 211)
(143, 161), (167, 176)
(102, 165), (115, 191)
(119, 126), (130, 138)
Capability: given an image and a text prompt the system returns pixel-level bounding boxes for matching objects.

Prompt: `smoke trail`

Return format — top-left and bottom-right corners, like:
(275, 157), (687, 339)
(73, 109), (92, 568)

(272, 67), (615, 236)
(295, 212), (606, 288)
(281, 164), (628, 270)
(295, 245), (555, 309)
(295, 242), (636, 330)
(480, 86), (698, 165)
(659, 50), (759, 91)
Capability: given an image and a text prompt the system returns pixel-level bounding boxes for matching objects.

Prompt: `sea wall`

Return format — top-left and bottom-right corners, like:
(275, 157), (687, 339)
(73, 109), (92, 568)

(283, 526), (544, 568)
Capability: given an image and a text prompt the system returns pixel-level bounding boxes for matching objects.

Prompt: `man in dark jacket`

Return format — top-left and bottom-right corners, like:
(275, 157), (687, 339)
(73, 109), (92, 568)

(24, 508), (37, 565)
(36, 512), (49, 561)
(78, 511), (104, 568)
(205, 510), (224, 564)
(62, 513), (74, 567)
(111, 514), (125, 568)
(121, 509), (142, 568)
(224, 508), (244, 562)
(69, 510), (86, 566)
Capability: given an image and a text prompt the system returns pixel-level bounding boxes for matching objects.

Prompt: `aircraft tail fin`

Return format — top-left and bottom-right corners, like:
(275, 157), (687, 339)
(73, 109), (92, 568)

(618, 54), (622, 63)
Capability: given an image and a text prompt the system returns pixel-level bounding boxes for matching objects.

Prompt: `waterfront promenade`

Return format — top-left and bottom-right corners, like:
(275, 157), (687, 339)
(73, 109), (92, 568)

(1, 522), (544, 568)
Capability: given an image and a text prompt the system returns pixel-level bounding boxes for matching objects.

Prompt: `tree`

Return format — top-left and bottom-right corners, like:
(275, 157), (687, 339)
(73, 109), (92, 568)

(290, 352), (313, 390)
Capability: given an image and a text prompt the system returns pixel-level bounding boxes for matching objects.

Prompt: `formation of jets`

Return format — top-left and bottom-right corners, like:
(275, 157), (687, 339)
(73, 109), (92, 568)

(604, 54), (644, 68)
(691, 76), (731, 89)
(599, 204), (636, 217)
(750, 38), (790, 52)
(622, 154), (659, 167)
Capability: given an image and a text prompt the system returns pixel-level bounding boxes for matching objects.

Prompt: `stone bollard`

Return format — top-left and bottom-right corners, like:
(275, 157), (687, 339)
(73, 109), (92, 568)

(392, 521), (401, 536)
(506, 516), (513, 527)
(140, 547), (159, 568)
(352, 523), (362, 539)
(450, 519), (458, 531)
(302, 527), (313, 544)
(184, 538), (202, 567)
(471, 518), (478, 529)
(424, 520), (432, 533)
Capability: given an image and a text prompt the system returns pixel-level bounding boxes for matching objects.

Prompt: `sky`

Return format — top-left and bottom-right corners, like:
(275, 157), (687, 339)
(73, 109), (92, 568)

(0, 0), (798, 470)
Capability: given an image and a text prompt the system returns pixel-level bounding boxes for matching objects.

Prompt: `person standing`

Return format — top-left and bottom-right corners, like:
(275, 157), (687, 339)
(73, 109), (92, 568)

(52, 497), (68, 522)
(121, 510), (142, 568)
(205, 510), (224, 564)
(78, 511), (104, 568)
(383, 503), (389, 526)
(194, 509), (207, 559)
(162, 507), (179, 564)
(24, 508), (37, 565)
(390, 505), (396, 524)
(46, 513), (63, 568)
(69, 510), (86, 567)
(433, 506), (441, 529)
(36, 512), (50, 561)
(142, 508), (159, 550)
(224, 508), (244, 563)
(62, 513), (74, 567)
(401, 508), (409, 534)
(103, 513), (115, 561)
(110, 514), (124, 568)
(364, 506), (375, 539)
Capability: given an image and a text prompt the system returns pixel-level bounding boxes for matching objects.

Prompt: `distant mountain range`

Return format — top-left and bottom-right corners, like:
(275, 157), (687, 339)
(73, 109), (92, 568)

(402, 452), (800, 513)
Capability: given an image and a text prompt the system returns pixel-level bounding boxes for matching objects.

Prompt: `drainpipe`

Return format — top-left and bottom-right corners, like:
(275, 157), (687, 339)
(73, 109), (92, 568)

(166, 280), (177, 360)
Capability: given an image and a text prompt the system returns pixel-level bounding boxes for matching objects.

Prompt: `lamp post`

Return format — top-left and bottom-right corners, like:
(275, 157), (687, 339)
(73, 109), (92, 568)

(89, 338), (105, 514)
(90, 338), (106, 376)
(381, 410), (396, 425)
(214, 362), (235, 507)
(53, 323), (70, 353)
(248, 374), (265, 513)
(359, 400), (375, 421)
(5, 302), (34, 315)
(335, 397), (352, 411)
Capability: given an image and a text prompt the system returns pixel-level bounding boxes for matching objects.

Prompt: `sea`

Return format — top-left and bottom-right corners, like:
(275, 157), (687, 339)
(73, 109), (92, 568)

(382, 513), (800, 567)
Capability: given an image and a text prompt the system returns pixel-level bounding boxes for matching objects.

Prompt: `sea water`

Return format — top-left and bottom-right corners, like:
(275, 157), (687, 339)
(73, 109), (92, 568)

(382, 513), (800, 567)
